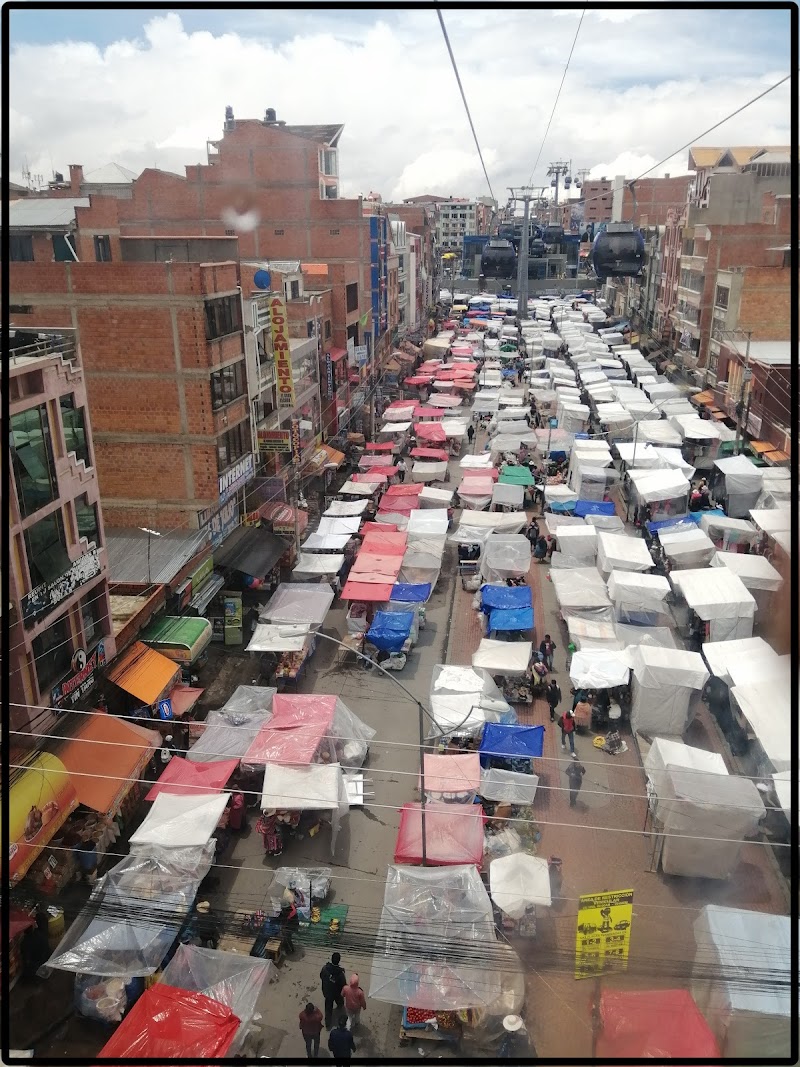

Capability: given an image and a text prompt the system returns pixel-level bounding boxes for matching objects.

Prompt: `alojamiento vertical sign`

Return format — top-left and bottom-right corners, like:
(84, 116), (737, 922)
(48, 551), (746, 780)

(270, 294), (296, 411)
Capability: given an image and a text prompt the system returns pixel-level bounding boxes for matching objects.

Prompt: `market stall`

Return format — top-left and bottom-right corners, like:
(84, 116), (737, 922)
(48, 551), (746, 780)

(292, 552), (345, 582)
(701, 635), (781, 686)
(595, 989), (720, 1058)
(421, 752), (480, 802)
(670, 568), (756, 642)
(479, 724), (544, 770)
(429, 663), (515, 740)
(458, 475), (495, 511)
(472, 640), (533, 681)
(711, 455), (763, 518)
(728, 677), (790, 775)
(242, 693), (374, 770)
(260, 762), (350, 856)
(479, 534), (531, 583)
(259, 582), (334, 627)
(596, 531), (653, 578)
(710, 550), (782, 614)
(550, 567), (612, 617)
(627, 467), (690, 525)
(554, 523), (597, 565)
(657, 525), (716, 570)
(186, 685), (275, 763)
(488, 853), (551, 938)
(628, 645), (708, 738)
(394, 802), (485, 867)
(606, 570), (671, 627)
(698, 513), (760, 551)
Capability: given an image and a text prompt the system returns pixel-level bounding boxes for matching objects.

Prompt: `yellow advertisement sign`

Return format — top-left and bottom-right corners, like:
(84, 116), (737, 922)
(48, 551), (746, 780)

(270, 295), (296, 411)
(629, 332), (640, 345)
(9, 752), (79, 884)
(574, 889), (633, 979)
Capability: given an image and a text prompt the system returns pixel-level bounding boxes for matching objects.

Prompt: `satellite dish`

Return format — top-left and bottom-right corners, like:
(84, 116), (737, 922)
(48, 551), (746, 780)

(253, 270), (271, 290)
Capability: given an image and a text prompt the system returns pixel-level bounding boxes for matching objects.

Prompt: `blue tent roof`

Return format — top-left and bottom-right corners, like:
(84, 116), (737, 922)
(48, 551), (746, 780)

(548, 499), (576, 513)
(479, 723), (545, 763)
(390, 582), (432, 604)
(480, 584), (532, 611)
(366, 611), (414, 652)
(647, 516), (697, 535)
(489, 607), (534, 632)
(574, 499), (615, 517)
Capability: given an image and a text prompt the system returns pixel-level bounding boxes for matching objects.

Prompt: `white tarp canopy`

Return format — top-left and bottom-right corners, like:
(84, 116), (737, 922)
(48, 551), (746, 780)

(479, 767), (539, 805)
(460, 452), (494, 469)
(597, 531), (653, 575)
(701, 636), (781, 685)
(407, 508), (449, 536)
(418, 486), (453, 506)
(261, 763), (349, 855)
(669, 414), (720, 442)
(699, 513), (760, 547)
(324, 498), (369, 517)
(607, 570), (670, 606)
(369, 864), (501, 1011)
(713, 454), (763, 516)
(692, 906), (791, 1058)
(302, 532), (352, 552)
(247, 623), (311, 653)
(628, 467), (690, 503)
(729, 679), (789, 773)
(316, 516), (362, 536)
(450, 511), (528, 537)
(637, 420), (683, 447)
(411, 460), (448, 483)
(130, 793), (229, 849)
(480, 534), (531, 582)
(749, 507), (790, 537)
(629, 644), (708, 737)
(614, 442), (661, 468)
(710, 551), (783, 593)
(658, 527), (716, 569)
(555, 524), (597, 560)
(569, 648), (630, 689)
(726, 653), (789, 691)
(472, 639), (532, 675)
(379, 421), (412, 433)
(489, 854), (551, 919)
(671, 568), (756, 639)
(544, 484), (579, 505)
(644, 737), (727, 822)
(338, 480), (378, 497)
(441, 419), (468, 438)
(293, 552), (344, 578)
(260, 582), (335, 626)
(551, 567), (611, 610)
(429, 663), (511, 738)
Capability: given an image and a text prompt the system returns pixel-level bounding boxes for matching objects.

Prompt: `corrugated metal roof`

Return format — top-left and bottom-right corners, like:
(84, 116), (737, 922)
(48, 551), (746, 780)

(282, 123), (343, 146)
(83, 162), (139, 183)
(688, 145), (789, 169)
(9, 197), (90, 228)
(105, 527), (210, 584)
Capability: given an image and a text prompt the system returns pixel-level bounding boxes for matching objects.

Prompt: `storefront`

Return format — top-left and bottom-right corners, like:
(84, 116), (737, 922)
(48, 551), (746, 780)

(104, 641), (182, 726)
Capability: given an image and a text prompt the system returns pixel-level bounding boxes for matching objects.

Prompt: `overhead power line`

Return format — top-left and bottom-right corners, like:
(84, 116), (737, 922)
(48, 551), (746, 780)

(436, 9), (496, 201)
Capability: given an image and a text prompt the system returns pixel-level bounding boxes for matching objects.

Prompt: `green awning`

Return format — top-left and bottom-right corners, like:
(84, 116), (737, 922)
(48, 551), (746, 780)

(499, 466), (535, 486)
(141, 615), (212, 647)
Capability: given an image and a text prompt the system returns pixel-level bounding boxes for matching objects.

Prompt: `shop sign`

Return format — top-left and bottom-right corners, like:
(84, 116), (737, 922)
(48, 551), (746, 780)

(189, 555), (214, 590)
(258, 429), (291, 453)
(290, 419), (302, 464)
(270, 294), (296, 410)
(218, 452), (254, 504)
(354, 345), (368, 367)
(202, 498), (240, 550)
(51, 641), (107, 709)
(157, 698), (174, 721)
(574, 889), (634, 979)
(224, 590), (243, 646)
(325, 352), (334, 399)
(22, 549), (101, 628)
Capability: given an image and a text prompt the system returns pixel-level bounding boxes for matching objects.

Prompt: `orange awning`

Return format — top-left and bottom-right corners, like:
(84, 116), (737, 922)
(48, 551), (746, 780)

(691, 390), (714, 406)
(307, 443), (345, 474)
(749, 440), (773, 454)
(106, 641), (180, 705)
(59, 714), (159, 815)
(764, 450), (789, 465)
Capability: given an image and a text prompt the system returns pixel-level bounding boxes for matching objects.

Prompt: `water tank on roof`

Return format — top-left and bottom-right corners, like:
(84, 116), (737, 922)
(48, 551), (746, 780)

(264, 108), (277, 124)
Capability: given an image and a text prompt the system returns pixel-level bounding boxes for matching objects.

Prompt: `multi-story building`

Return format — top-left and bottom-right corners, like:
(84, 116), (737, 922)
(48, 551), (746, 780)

(7, 328), (116, 736)
(389, 218), (408, 328)
(713, 341), (791, 457)
(611, 175), (693, 227)
(435, 199), (483, 253)
(579, 178), (614, 225)
(364, 201), (436, 317)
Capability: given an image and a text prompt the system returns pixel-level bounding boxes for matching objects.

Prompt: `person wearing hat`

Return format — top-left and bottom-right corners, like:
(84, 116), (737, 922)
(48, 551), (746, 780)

(279, 889), (300, 954)
(158, 734), (176, 770)
(194, 900), (220, 949)
(500, 1014), (533, 1058)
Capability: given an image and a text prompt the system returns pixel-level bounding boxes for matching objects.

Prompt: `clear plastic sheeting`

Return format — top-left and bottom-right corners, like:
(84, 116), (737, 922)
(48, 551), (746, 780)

(480, 535), (531, 582)
(569, 649), (630, 689)
(692, 906), (791, 1058)
(187, 704), (272, 763)
(244, 694), (374, 770)
(394, 802), (485, 867)
(324, 498), (369, 517)
(627, 467), (690, 504)
(160, 945), (275, 1054)
(45, 844), (214, 976)
(369, 864), (501, 1011)
(551, 567), (611, 611)
(671, 568), (756, 640)
(698, 513), (759, 549)
(491, 482), (524, 508)
(267, 867), (333, 909)
(261, 763), (349, 855)
(629, 644), (708, 738)
(260, 583), (335, 626)
(246, 623), (310, 653)
(644, 737), (727, 822)
(429, 664), (513, 738)
(555, 524), (597, 560)
(479, 767), (539, 805)
(450, 511), (528, 539)
(597, 532), (653, 576)
(406, 508), (449, 536)
(130, 792), (230, 849)
(292, 552), (345, 578)
(607, 570), (670, 616)
(489, 854), (551, 918)
(472, 639), (532, 676)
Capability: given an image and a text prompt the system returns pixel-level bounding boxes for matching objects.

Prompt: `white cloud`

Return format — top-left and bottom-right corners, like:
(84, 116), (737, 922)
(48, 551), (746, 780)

(8, 9), (791, 203)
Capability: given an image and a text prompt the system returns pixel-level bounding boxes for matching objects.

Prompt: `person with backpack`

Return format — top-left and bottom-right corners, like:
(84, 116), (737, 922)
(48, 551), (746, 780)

(319, 952), (347, 1028)
(546, 678), (562, 723)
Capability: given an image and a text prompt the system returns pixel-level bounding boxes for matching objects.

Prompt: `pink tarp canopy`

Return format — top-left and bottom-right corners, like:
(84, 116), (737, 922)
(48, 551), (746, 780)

(361, 521), (397, 534)
(411, 447), (450, 461)
(459, 477), (494, 497)
(385, 483), (424, 498)
(341, 580), (395, 601)
(351, 471), (388, 484)
(394, 802), (486, 867)
(415, 422), (447, 443)
(419, 360), (443, 370)
(428, 394), (462, 408)
(597, 989), (720, 1058)
(451, 380), (477, 390)
(365, 441), (395, 453)
(379, 496), (419, 514)
(463, 468), (499, 481)
(360, 532), (408, 556)
(168, 685), (205, 719)
(414, 407), (445, 420)
(242, 694), (336, 765)
(422, 753), (481, 797)
(145, 756), (238, 801)
(359, 454), (395, 468)
(351, 553), (402, 576)
(404, 376), (433, 386)
(385, 400), (417, 412)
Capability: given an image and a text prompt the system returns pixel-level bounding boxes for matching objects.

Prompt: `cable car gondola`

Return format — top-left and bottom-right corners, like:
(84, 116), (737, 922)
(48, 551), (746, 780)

(590, 222), (645, 281)
(480, 238), (518, 280)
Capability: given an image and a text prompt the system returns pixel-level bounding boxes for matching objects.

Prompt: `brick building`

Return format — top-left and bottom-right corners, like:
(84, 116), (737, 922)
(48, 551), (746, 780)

(579, 178), (614, 225)
(7, 328), (116, 735)
(612, 175), (693, 227)
(713, 341), (791, 457)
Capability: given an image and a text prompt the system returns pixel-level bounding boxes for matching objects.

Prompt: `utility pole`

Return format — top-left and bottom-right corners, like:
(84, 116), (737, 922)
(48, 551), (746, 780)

(508, 186), (536, 320)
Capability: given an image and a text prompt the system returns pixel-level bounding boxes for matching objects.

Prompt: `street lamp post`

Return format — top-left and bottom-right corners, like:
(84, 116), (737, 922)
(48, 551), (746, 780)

(139, 527), (161, 585)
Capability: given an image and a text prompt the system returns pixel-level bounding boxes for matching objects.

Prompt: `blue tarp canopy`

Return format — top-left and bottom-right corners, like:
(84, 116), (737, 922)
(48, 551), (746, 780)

(501, 367), (517, 378)
(549, 499), (576, 513)
(574, 499), (615, 517)
(366, 611), (414, 652)
(687, 507), (725, 522)
(646, 516), (697, 535)
(488, 607), (534, 632)
(480, 584), (533, 612)
(390, 582), (432, 604)
(479, 723), (545, 764)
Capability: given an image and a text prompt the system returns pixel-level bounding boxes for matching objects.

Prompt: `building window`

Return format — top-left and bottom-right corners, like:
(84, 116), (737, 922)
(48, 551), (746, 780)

(81, 593), (103, 645)
(217, 421), (250, 472)
(10, 234), (34, 261)
(307, 319), (315, 338)
(329, 228), (340, 236)
(204, 295), (242, 340)
(210, 360), (247, 410)
(93, 235), (112, 262)
(290, 280), (300, 299)
(33, 613), (72, 691)
(714, 286), (729, 310)
(75, 495), (100, 547)
(682, 239), (695, 257)
(324, 319), (332, 339)
(24, 508), (71, 588)
(52, 234), (74, 262)
(346, 283), (359, 313)
(60, 395), (90, 466)
(11, 405), (57, 518)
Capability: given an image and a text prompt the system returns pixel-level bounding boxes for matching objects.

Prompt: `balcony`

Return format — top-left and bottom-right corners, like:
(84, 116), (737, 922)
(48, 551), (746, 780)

(7, 329), (78, 372)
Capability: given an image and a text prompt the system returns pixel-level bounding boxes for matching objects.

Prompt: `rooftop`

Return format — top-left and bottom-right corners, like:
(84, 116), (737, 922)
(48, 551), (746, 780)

(282, 123), (343, 147)
(83, 162), (139, 184)
(724, 340), (792, 366)
(688, 145), (790, 170)
(105, 527), (209, 585)
(8, 196), (89, 229)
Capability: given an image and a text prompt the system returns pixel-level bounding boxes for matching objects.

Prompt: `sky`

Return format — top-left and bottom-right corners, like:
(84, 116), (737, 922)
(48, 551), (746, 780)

(8, 6), (792, 204)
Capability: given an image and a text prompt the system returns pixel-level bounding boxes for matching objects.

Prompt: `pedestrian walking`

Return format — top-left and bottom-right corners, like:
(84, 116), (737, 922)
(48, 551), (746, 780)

(299, 1002), (324, 1059)
(319, 952), (347, 1028)
(539, 634), (557, 672)
(467, 423), (475, 445)
(559, 707), (576, 755)
(397, 458), (407, 482)
(566, 758), (586, 806)
(342, 973), (366, 1030)
(534, 534), (548, 564)
(328, 1014), (356, 1064)
(546, 678), (561, 723)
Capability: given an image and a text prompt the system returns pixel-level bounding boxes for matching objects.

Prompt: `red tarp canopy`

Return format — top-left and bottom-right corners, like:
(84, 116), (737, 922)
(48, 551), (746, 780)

(350, 553), (402, 577)
(365, 441), (395, 453)
(404, 376), (434, 386)
(360, 532), (408, 556)
(410, 448), (450, 461)
(351, 471), (388, 484)
(242, 694), (336, 765)
(98, 985), (240, 1059)
(361, 521), (397, 534)
(463, 467), (499, 481)
(415, 422), (447, 443)
(385, 483), (424, 498)
(385, 400), (417, 412)
(413, 407), (445, 420)
(422, 753), (481, 796)
(359, 454), (394, 468)
(167, 685), (204, 719)
(378, 497), (418, 515)
(145, 756), (239, 801)
(341, 580), (395, 601)
(596, 989), (720, 1058)
(394, 802), (486, 867)
(459, 477), (494, 497)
